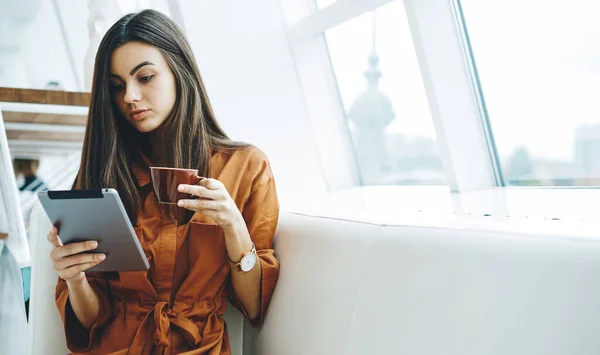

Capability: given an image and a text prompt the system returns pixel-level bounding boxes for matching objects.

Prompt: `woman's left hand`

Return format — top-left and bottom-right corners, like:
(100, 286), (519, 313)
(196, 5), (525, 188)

(177, 178), (243, 229)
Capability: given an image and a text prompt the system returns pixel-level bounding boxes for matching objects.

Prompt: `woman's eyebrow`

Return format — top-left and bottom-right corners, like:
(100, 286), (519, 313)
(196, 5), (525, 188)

(129, 61), (155, 76)
(109, 61), (156, 79)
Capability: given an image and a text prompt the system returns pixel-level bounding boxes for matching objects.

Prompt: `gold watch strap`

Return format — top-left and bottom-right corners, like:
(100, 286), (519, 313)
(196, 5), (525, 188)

(228, 243), (256, 270)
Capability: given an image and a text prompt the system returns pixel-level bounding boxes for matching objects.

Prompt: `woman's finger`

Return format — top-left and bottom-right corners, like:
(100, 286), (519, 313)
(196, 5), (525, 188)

(47, 227), (63, 248)
(178, 198), (224, 211)
(59, 259), (104, 280)
(197, 178), (224, 191)
(54, 252), (105, 271)
(52, 240), (98, 260)
(178, 184), (222, 199)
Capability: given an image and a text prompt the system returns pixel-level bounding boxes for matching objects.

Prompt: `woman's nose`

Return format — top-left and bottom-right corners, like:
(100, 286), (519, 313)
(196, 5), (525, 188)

(124, 85), (141, 103)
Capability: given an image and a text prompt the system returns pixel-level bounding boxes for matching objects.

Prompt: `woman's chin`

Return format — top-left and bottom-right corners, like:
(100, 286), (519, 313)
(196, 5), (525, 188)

(133, 120), (161, 133)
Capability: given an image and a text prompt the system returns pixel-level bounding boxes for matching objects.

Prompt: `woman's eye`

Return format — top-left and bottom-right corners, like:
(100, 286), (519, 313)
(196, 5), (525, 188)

(140, 75), (154, 83)
(111, 83), (125, 92)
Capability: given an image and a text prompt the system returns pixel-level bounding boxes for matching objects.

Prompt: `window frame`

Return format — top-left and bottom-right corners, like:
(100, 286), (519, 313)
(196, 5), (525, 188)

(279, 0), (502, 192)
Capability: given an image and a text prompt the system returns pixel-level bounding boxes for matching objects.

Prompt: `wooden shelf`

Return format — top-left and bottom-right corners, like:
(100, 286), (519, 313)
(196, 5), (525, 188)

(0, 87), (90, 106)
(3, 111), (87, 126)
(7, 130), (84, 142)
(0, 87), (90, 155)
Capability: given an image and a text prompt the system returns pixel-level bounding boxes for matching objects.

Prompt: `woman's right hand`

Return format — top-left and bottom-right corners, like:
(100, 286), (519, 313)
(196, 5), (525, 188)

(47, 226), (106, 284)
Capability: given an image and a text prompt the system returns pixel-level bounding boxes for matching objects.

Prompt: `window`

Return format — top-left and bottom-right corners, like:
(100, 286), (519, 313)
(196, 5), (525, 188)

(315, 0), (338, 8)
(324, 0), (445, 185)
(0, 0), (172, 91)
(460, 0), (600, 186)
(0, 0), (88, 90)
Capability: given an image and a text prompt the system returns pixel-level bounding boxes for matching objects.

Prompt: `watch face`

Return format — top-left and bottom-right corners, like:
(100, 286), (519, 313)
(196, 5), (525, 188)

(240, 252), (257, 272)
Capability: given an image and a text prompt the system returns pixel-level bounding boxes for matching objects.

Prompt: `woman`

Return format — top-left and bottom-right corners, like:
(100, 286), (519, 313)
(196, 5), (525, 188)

(46, 9), (279, 354)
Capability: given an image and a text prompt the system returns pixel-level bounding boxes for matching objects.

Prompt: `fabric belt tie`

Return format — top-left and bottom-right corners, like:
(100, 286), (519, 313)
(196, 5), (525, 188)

(128, 301), (202, 354)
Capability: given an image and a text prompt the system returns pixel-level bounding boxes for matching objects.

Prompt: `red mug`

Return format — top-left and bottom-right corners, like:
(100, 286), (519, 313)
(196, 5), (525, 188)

(150, 167), (203, 205)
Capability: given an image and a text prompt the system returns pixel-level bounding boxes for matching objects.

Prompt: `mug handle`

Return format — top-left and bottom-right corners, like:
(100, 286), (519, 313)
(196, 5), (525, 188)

(188, 176), (206, 200)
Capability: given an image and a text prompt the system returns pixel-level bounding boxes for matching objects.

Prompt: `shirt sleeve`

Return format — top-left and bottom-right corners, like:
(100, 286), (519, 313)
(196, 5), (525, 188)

(55, 272), (114, 351)
(229, 177), (280, 327)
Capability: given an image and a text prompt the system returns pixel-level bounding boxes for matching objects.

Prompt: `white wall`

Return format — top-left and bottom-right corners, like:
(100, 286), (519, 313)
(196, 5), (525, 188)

(54, 0), (89, 91)
(180, 0), (328, 208)
(12, 0), (79, 90)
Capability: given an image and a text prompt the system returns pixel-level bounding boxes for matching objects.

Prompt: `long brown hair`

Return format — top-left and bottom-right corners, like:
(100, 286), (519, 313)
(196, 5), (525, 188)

(75, 9), (246, 222)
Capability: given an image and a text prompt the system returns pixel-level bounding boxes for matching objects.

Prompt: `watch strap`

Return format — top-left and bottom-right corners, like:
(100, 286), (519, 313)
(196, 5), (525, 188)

(229, 242), (256, 271)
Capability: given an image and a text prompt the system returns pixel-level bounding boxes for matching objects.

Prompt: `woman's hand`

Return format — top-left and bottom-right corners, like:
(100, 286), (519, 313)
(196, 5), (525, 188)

(177, 178), (244, 229)
(47, 226), (105, 284)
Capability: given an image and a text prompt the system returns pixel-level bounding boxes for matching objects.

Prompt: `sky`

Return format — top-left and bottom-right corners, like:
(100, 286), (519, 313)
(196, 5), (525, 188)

(461, 0), (600, 162)
(321, 0), (600, 162)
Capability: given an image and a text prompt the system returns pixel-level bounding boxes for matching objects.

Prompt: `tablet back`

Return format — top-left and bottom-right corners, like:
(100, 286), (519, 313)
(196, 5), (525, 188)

(37, 188), (149, 272)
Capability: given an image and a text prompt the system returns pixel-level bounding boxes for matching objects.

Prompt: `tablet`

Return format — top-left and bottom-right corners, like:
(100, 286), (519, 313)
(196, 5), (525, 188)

(37, 188), (150, 272)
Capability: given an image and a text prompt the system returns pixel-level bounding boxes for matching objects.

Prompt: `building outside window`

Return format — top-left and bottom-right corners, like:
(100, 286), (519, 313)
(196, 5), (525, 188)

(324, 0), (445, 186)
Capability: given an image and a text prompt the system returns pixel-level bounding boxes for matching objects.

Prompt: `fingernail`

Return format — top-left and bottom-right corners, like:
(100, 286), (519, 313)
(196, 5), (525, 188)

(178, 185), (184, 192)
(90, 241), (98, 248)
(98, 254), (105, 261)
(178, 201), (184, 207)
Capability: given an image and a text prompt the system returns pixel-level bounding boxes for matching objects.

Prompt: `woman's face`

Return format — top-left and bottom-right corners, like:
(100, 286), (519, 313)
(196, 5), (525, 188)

(109, 41), (177, 133)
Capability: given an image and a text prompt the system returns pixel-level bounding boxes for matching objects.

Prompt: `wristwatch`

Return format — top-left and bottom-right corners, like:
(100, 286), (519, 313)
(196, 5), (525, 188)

(230, 243), (258, 272)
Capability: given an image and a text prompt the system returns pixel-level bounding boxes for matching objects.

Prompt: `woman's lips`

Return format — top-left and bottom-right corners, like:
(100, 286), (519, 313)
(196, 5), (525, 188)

(130, 109), (149, 121)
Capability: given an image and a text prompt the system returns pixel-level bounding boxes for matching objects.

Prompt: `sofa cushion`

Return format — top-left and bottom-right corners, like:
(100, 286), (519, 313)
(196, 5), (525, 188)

(258, 213), (382, 355)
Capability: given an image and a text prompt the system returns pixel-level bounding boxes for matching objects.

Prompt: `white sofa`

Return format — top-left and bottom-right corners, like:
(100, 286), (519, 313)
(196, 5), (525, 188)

(260, 213), (600, 355)
(28, 205), (600, 355)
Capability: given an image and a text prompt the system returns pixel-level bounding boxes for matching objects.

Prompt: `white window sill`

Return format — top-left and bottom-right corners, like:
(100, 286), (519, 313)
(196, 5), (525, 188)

(285, 186), (600, 240)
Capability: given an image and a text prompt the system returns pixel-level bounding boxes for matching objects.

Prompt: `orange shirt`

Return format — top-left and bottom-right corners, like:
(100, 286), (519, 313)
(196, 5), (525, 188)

(55, 146), (280, 354)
